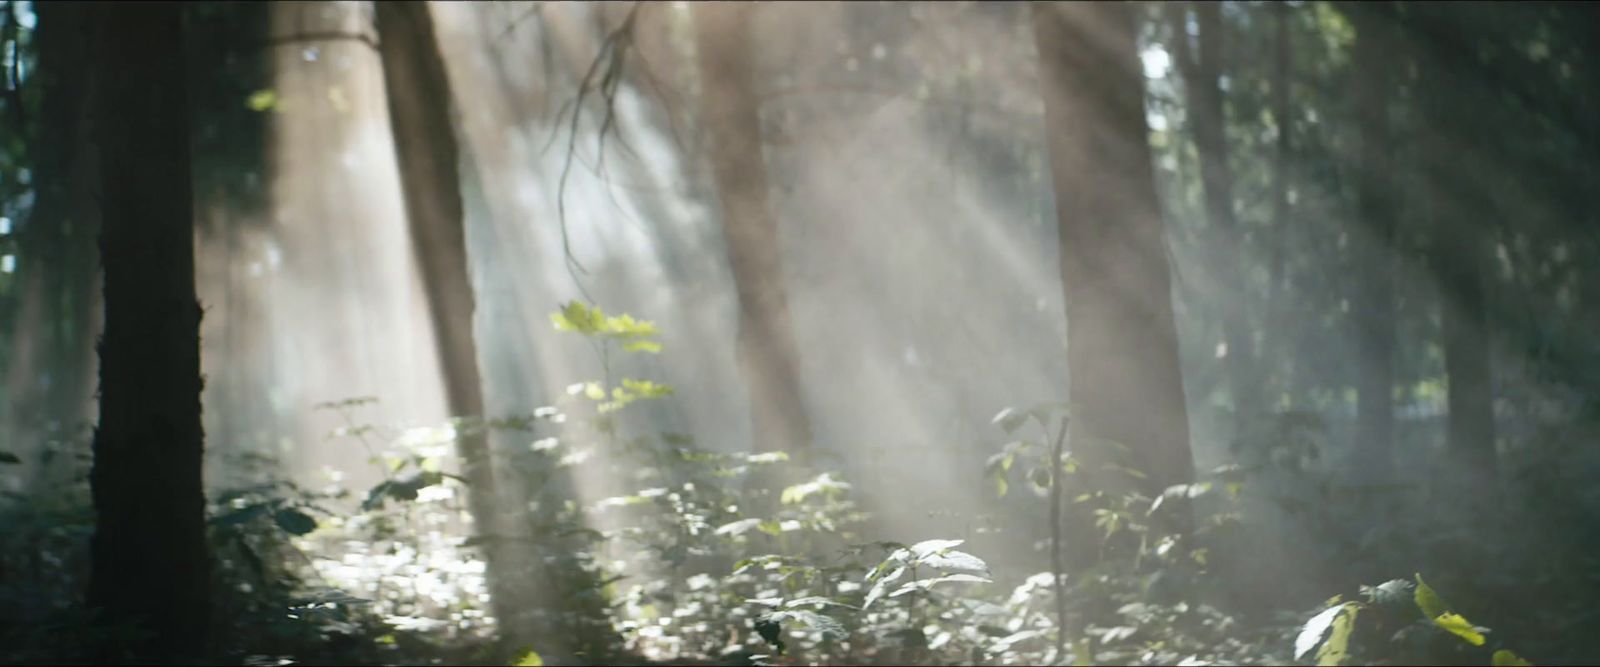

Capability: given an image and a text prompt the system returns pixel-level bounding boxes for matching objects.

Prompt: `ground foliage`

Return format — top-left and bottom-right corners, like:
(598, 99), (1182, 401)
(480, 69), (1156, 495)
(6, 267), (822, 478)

(1, 304), (1595, 666)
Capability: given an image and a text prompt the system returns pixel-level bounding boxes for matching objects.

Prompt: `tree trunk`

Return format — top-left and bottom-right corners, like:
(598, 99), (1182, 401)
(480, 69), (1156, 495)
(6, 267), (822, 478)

(86, 2), (210, 662)
(1347, 1), (1398, 482)
(1265, 1), (1293, 411)
(372, 0), (529, 649)
(1033, 2), (1194, 504)
(1413, 6), (1498, 493)
(2, 0), (98, 486)
(692, 2), (813, 458)
(1172, 2), (1258, 438)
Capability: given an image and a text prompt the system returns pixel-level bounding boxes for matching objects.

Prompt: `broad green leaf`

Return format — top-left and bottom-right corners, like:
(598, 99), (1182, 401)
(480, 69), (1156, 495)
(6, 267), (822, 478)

(1414, 574), (1449, 619)
(920, 549), (989, 573)
(991, 407), (1030, 433)
(511, 649), (543, 666)
(1296, 603), (1358, 663)
(767, 609), (846, 639)
(273, 508), (318, 536)
(887, 573), (991, 598)
(1414, 574), (1487, 645)
(1432, 612), (1486, 646)
(1492, 650), (1533, 667)
(1365, 578), (1414, 612)
(1317, 604), (1358, 666)
(715, 518), (763, 537)
(909, 538), (965, 558)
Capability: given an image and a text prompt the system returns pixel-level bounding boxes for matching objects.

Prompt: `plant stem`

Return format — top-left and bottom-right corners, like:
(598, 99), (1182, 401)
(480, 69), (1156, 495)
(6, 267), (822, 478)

(1049, 416), (1070, 658)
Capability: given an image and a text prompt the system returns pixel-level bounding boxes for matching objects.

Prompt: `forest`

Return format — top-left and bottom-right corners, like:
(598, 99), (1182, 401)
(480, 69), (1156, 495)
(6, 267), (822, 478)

(0, 0), (1596, 665)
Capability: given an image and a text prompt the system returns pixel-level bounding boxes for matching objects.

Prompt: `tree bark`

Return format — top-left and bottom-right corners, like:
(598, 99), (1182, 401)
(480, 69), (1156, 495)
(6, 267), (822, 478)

(372, 0), (528, 648)
(86, 2), (210, 661)
(692, 2), (813, 457)
(1033, 2), (1194, 502)
(1347, 1), (1398, 482)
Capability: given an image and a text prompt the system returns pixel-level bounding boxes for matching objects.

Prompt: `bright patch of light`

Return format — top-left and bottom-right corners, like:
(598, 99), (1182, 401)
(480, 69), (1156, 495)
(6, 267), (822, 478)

(1214, 341), (1228, 359)
(1142, 46), (1171, 79)
(0, 255), (14, 274)
(0, 216), (10, 235)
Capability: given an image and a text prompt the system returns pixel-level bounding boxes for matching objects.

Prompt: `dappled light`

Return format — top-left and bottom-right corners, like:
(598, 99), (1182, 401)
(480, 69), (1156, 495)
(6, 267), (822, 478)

(1, 1), (1598, 666)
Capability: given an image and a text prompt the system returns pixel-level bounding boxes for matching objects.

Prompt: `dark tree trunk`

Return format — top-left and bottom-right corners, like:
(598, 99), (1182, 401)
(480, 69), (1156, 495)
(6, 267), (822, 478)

(1172, 1), (1258, 437)
(86, 2), (210, 662)
(1347, 1), (1399, 481)
(1033, 1), (1194, 505)
(692, 2), (813, 457)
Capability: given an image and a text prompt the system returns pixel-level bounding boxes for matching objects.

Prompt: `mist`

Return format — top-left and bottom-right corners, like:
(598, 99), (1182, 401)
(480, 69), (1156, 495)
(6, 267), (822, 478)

(2, 1), (1598, 665)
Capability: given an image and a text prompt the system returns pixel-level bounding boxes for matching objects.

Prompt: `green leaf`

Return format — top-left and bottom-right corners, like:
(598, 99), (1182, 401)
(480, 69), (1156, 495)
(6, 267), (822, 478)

(0, 450), (19, 464)
(1413, 574), (1486, 645)
(211, 503), (271, 527)
(753, 613), (786, 655)
(991, 407), (1030, 433)
(273, 508), (318, 536)
(602, 313), (659, 338)
(766, 609), (846, 639)
(1492, 650), (1533, 667)
(551, 301), (605, 335)
(909, 538), (965, 558)
(1414, 574), (1449, 619)
(919, 549), (989, 574)
(245, 89), (278, 112)
(511, 649), (543, 667)
(1432, 612), (1486, 646)
(888, 573), (991, 598)
(621, 378), (673, 398)
(1296, 603), (1359, 664)
(715, 518), (764, 537)
(781, 473), (850, 505)
(621, 339), (662, 353)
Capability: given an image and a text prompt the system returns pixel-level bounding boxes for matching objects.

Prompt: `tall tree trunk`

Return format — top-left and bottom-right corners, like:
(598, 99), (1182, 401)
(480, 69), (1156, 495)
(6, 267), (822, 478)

(86, 2), (210, 662)
(1347, 1), (1398, 482)
(1265, 1), (1293, 411)
(372, 0), (530, 650)
(1172, 2), (1257, 438)
(692, 2), (813, 458)
(1413, 6), (1498, 494)
(3, 1), (97, 485)
(1033, 1), (1194, 508)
